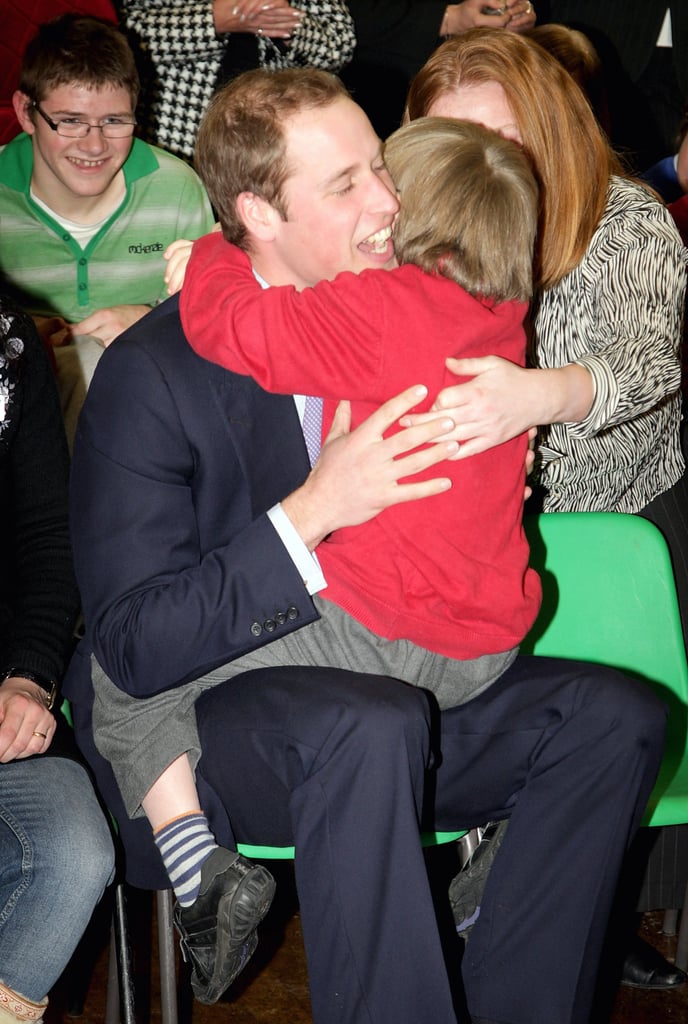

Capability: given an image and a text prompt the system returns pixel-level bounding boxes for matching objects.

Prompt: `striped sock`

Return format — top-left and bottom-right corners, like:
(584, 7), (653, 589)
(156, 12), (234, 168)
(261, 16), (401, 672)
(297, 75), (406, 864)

(153, 811), (218, 907)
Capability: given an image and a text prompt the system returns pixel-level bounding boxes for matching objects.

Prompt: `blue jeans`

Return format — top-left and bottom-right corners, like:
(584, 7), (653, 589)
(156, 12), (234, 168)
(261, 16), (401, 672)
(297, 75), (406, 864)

(0, 758), (114, 1002)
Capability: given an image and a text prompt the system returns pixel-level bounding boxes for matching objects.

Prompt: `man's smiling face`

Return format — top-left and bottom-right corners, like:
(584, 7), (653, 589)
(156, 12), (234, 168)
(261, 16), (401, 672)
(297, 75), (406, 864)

(265, 95), (400, 289)
(16, 82), (135, 208)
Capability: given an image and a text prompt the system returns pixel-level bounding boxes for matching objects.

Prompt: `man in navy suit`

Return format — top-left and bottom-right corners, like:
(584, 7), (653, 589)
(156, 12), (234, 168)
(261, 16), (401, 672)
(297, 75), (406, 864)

(65, 68), (667, 1024)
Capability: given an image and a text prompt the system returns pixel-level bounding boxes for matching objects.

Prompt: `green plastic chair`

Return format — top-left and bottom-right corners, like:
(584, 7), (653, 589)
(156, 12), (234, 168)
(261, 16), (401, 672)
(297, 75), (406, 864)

(522, 511), (688, 963)
(236, 829), (466, 862)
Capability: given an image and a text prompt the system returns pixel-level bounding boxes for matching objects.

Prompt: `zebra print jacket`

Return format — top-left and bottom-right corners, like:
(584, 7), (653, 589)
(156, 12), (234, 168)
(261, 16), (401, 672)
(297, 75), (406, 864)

(119, 0), (356, 160)
(533, 176), (688, 513)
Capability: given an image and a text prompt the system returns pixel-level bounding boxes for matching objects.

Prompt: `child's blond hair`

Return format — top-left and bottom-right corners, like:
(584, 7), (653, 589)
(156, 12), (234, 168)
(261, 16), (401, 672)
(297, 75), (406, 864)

(384, 117), (538, 303)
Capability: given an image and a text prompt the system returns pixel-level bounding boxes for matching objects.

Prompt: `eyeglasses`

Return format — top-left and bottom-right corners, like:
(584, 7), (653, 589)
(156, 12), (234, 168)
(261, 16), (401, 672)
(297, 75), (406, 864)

(32, 101), (136, 139)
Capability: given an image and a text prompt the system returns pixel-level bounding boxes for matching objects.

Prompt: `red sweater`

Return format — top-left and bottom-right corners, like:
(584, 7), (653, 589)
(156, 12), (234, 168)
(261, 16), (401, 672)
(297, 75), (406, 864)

(181, 234), (541, 660)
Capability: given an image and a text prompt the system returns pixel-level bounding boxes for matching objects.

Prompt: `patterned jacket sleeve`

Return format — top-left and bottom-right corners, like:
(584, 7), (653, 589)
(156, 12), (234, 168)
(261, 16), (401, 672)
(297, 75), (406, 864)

(120, 1), (223, 64)
(120, 0), (355, 158)
(569, 207), (687, 437)
(259, 1), (356, 72)
(535, 180), (688, 438)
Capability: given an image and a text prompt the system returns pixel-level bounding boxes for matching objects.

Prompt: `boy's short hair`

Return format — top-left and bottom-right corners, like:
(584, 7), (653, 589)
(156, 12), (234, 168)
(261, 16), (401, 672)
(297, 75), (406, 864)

(384, 117), (538, 303)
(195, 68), (349, 249)
(19, 14), (139, 110)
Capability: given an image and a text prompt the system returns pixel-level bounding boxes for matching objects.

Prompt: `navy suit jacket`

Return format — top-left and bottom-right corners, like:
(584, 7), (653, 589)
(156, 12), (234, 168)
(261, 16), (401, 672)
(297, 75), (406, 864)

(64, 295), (319, 880)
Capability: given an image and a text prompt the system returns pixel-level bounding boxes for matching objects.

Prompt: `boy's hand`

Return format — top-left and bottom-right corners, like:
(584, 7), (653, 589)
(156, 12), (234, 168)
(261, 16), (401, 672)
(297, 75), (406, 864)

(70, 305), (152, 346)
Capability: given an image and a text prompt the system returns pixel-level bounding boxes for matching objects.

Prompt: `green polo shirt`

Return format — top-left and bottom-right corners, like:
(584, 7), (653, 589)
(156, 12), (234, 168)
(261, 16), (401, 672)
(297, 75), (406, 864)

(0, 135), (214, 321)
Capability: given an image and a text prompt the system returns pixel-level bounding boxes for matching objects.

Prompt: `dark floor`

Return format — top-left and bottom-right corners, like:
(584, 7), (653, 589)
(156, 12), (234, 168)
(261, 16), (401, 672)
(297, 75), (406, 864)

(46, 865), (688, 1024)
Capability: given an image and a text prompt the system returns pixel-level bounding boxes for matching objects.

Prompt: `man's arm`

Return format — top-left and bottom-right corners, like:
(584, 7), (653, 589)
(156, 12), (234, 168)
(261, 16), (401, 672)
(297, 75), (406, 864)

(71, 327), (455, 698)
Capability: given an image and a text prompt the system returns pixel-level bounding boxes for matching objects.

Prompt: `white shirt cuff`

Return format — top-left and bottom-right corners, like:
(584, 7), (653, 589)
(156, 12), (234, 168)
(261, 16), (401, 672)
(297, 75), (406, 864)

(267, 503), (327, 595)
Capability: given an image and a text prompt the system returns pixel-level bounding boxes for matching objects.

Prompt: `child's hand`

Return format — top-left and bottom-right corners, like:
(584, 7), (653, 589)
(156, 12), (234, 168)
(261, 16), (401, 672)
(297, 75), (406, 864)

(164, 239), (195, 296)
(165, 225), (222, 296)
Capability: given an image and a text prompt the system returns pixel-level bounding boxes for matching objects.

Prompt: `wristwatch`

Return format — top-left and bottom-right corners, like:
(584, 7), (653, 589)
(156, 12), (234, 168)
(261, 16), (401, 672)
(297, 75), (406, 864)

(0, 668), (58, 710)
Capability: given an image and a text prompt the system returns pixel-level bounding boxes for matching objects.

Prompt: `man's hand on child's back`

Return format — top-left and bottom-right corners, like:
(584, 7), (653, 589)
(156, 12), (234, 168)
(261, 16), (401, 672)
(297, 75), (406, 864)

(282, 386), (457, 551)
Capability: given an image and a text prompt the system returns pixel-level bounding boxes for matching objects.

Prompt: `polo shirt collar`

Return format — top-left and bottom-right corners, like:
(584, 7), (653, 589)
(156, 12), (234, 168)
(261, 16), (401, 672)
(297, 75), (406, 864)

(0, 133), (159, 194)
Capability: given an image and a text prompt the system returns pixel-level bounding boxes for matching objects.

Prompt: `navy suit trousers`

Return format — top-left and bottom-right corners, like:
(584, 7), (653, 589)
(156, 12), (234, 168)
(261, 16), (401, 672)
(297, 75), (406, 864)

(192, 655), (665, 1024)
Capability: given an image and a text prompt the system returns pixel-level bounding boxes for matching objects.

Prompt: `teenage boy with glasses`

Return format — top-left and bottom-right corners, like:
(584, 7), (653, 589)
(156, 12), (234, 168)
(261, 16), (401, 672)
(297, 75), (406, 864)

(0, 13), (214, 441)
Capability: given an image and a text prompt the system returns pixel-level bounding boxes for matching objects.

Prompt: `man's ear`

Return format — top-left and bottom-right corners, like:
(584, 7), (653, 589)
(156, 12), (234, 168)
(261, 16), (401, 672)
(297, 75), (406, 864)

(12, 92), (36, 135)
(236, 191), (281, 242)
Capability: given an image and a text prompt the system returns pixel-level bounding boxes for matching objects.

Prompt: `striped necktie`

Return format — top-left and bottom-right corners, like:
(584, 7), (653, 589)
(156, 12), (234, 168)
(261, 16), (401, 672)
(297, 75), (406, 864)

(302, 395), (323, 467)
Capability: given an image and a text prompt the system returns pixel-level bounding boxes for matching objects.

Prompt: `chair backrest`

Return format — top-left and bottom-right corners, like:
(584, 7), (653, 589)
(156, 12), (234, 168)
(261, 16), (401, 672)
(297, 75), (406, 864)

(521, 512), (688, 827)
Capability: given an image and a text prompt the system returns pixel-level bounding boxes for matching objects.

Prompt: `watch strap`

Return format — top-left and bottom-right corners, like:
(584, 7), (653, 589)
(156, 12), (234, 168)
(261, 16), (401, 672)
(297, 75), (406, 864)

(0, 668), (58, 710)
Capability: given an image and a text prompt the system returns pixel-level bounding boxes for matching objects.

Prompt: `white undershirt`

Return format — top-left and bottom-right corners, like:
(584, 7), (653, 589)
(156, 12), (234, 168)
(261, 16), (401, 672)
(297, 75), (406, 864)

(657, 8), (672, 48)
(30, 188), (109, 247)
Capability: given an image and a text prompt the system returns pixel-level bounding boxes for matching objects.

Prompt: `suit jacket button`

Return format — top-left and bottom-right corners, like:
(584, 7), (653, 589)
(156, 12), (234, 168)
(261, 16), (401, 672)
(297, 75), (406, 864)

(287, 606), (299, 620)
(275, 611), (287, 625)
(264, 618), (277, 633)
(250, 621), (263, 637)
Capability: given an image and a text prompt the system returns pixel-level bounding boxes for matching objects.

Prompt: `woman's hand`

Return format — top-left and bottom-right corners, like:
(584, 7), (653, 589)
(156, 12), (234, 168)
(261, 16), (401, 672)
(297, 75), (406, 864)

(505, 0), (536, 33)
(441, 0), (536, 35)
(443, 0), (511, 33)
(0, 677), (56, 762)
(400, 356), (539, 457)
(214, 0), (304, 38)
(400, 356), (594, 459)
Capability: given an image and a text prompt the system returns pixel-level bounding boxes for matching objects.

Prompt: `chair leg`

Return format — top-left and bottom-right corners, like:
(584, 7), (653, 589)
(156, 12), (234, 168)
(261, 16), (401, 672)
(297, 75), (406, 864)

(105, 922), (120, 1024)
(663, 908), (679, 936)
(112, 882), (137, 1024)
(156, 890), (179, 1024)
(674, 879), (688, 972)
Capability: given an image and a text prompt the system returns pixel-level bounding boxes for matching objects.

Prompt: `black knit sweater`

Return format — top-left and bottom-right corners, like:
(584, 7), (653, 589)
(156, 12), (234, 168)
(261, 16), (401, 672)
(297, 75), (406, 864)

(0, 297), (80, 718)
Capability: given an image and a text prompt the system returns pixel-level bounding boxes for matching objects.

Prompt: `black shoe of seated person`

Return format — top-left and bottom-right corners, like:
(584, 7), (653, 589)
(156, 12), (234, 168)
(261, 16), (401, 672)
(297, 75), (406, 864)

(173, 847), (276, 1004)
(449, 819), (507, 940)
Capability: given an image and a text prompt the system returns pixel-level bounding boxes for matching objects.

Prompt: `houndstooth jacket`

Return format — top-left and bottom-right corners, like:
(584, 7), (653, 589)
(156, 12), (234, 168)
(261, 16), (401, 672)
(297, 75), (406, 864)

(120, 0), (356, 160)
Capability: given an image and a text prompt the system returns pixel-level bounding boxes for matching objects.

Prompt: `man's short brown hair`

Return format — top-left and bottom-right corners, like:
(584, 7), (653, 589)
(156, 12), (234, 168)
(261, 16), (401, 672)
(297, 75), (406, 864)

(385, 117), (538, 303)
(19, 14), (139, 110)
(195, 68), (349, 249)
